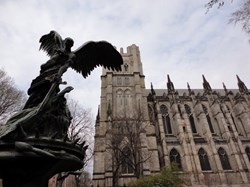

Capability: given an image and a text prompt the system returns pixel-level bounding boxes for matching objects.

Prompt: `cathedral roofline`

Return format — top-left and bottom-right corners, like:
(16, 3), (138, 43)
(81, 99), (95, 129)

(146, 89), (239, 96)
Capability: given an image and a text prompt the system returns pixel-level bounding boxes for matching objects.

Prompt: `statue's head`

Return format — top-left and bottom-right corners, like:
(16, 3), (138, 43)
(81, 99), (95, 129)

(64, 37), (74, 48)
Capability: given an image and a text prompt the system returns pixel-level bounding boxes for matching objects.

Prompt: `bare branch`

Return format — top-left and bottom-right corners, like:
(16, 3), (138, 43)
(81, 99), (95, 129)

(205, 0), (226, 14)
(0, 68), (26, 124)
(229, 0), (250, 39)
(105, 109), (152, 185)
(54, 98), (94, 187)
(205, 0), (250, 42)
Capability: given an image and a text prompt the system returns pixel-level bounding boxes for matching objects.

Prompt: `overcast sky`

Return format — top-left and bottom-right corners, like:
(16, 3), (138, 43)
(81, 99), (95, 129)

(0, 0), (249, 117)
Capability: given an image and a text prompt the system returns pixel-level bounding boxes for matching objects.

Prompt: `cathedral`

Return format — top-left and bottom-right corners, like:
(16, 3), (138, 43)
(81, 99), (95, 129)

(92, 44), (250, 187)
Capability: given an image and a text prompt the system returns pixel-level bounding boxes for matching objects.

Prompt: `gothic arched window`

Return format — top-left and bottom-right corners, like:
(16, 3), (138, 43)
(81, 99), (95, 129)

(116, 90), (123, 105)
(202, 104), (214, 133)
(160, 105), (172, 134)
(218, 147), (232, 170)
(121, 147), (134, 174)
(169, 148), (182, 169)
(245, 147), (250, 161)
(184, 104), (197, 133)
(124, 89), (131, 107)
(116, 89), (124, 115)
(198, 148), (211, 171)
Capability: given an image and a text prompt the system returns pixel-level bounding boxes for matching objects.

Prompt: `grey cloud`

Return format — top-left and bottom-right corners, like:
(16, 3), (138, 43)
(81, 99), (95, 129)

(0, 0), (249, 119)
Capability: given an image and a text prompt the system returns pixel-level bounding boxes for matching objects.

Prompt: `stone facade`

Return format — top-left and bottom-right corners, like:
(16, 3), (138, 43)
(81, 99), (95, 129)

(92, 44), (250, 187)
(48, 174), (77, 187)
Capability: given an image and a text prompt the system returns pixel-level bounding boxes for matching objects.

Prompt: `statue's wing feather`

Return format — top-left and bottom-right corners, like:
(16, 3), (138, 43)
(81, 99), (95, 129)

(39, 31), (64, 57)
(71, 41), (123, 78)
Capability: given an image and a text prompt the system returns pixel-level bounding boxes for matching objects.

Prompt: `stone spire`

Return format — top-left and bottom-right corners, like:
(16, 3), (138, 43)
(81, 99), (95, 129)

(237, 75), (248, 94)
(151, 82), (156, 96)
(202, 75), (212, 94)
(222, 82), (228, 95)
(187, 82), (194, 95)
(167, 74), (175, 94)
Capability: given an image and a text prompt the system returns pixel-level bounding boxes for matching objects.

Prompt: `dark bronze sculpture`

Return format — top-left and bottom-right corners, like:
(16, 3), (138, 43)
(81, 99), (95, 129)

(0, 31), (123, 187)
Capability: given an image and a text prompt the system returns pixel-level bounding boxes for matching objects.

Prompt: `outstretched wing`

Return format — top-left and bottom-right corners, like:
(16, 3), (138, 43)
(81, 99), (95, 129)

(71, 41), (123, 78)
(39, 31), (64, 57)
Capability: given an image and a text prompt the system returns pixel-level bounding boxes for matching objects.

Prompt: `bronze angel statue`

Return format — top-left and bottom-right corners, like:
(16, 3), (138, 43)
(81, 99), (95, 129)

(24, 30), (123, 109)
(0, 31), (123, 141)
(39, 30), (123, 77)
(0, 31), (123, 186)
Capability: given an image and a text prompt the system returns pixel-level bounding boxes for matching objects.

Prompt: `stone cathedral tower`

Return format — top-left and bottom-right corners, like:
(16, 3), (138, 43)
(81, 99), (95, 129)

(92, 45), (159, 186)
(93, 45), (250, 187)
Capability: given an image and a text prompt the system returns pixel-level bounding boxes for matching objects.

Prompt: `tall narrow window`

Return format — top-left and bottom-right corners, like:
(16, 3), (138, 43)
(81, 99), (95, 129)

(218, 148), (232, 170)
(116, 89), (124, 116)
(124, 77), (129, 85)
(245, 147), (250, 161)
(198, 148), (211, 171)
(121, 147), (134, 174)
(117, 77), (122, 85)
(124, 89), (132, 109)
(202, 104), (214, 133)
(148, 105), (154, 124)
(160, 105), (172, 134)
(169, 148), (182, 169)
(185, 104), (197, 133)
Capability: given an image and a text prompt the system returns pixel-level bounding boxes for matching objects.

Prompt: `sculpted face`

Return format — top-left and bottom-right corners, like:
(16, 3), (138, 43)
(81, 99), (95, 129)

(64, 37), (74, 48)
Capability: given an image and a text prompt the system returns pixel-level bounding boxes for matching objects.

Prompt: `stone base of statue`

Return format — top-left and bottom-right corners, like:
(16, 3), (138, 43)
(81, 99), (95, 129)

(0, 80), (87, 187)
(0, 137), (86, 187)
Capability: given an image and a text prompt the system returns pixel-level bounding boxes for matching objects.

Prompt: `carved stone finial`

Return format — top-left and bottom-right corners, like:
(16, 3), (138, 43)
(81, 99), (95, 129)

(236, 75), (248, 94)
(187, 82), (190, 91)
(187, 82), (194, 95)
(202, 74), (212, 94)
(151, 82), (156, 95)
(222, 82), (228, 95)
(124, 63), (128, 71)
(167, 74), (175, 94)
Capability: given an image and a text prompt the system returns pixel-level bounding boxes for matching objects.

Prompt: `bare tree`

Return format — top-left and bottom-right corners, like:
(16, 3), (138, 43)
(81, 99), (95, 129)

(229, 0), (250, 37)
(0, 68), (26, 124)
(106, 110), (151, 186)
(76, 171), (92, 187)
(0, 68), (26, 186)
(55, 98), (94, 187)
(205, 0), (226, 12)
(205, 0), (250, 41)
(67, 98), (94, 171)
